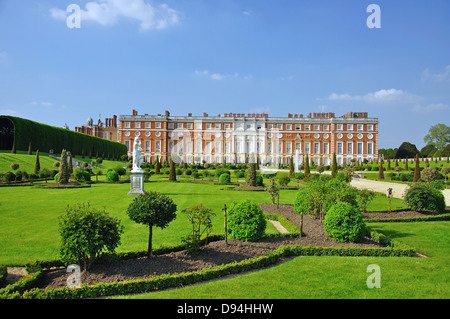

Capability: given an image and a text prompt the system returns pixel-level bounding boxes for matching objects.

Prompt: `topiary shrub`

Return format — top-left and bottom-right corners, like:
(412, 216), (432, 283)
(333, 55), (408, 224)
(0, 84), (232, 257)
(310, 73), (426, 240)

(323, 202), (366, 243)
(227, 200), (266, 242)
(10, 163), (19, 170)
(58, 203), (124, 269)
(293, 188), (309, 214)
(219, 173), (231, 184)
(106, 170), (119, 182)
(404, 183), (445, 212)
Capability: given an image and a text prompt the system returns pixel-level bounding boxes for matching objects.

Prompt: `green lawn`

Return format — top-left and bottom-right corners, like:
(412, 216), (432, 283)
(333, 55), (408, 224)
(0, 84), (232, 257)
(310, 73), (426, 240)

(0, 182), (298, 265)
(116, 221), (450, 299)
(0, 151), (59, 174)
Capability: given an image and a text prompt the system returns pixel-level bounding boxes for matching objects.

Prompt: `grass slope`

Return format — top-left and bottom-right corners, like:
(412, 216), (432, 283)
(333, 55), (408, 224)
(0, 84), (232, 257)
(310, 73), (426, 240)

(117, 221), (450, 299)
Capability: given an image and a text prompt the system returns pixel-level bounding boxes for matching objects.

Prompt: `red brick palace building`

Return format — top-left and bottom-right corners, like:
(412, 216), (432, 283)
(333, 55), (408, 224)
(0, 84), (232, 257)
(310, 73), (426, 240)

(116, 109), (378, 166)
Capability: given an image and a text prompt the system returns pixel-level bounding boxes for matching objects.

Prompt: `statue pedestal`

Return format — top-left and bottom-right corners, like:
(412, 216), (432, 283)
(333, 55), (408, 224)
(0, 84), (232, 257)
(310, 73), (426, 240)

(128, 170), (146, 195)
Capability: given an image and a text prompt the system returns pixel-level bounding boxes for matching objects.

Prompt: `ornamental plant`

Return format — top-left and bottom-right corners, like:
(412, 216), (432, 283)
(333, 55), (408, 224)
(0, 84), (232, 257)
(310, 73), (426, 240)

(219, 173), (231, 184)
(182, 204), (216, 252)
(404, 183), (445, 212)
(323, 202), (366, 243)
(58, 203), (124, 269)
(226, 200), (266, 242)
(127, 192), (177, 257)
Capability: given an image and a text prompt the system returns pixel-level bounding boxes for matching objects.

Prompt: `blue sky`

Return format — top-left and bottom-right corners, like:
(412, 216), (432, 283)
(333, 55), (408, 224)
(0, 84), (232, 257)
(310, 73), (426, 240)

(0, 0), (449, 150)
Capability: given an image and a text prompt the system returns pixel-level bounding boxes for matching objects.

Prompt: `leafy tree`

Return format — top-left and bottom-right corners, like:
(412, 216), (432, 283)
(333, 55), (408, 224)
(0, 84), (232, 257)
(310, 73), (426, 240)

(34, 150), (40, 175)
(442, 144), (450, 157)
(424, 123), (450, 150)
(58, 149), (69, 184)
(58, 203), (124, 269)
(396, 142), (420, 159)
(420, 144), (438, 158)
(127, 192), (177, 257)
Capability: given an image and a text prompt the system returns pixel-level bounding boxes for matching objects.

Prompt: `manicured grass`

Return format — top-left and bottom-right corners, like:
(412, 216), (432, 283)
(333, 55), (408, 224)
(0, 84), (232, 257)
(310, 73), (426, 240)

(365, 192), (407, 212)
(0, 151), (58, 174)
(116, 221), (450, 299)
(0, 182), (298, 265)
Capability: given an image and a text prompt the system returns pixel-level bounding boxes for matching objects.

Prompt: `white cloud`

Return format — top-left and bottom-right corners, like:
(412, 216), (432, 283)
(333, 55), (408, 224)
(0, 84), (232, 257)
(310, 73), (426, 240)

(50, 0), (180, 31)
(422, 65), (450, 82)
(29, 101), (53, 107)
(242, 11), (252, 16)
(327, 88), (421, 104)
(412, 103), (450, 113)
(195, 70), (243, 81)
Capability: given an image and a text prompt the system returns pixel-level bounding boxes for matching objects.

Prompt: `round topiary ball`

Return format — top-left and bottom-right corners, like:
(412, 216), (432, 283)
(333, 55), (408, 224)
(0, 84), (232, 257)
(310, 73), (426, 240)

(227, 200), (266, 242)
(323, 202), (366, 243)
(219, 173), (231, 184)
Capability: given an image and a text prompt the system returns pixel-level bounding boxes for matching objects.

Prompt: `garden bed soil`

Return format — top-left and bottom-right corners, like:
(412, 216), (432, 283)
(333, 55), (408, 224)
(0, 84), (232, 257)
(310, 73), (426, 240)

(38, 203), (384, 290)
(361, 209), (450, 219)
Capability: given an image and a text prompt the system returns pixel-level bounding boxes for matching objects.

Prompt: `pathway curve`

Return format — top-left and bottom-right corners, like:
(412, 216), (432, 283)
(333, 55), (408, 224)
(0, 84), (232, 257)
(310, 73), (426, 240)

(350, 178), (450, 206)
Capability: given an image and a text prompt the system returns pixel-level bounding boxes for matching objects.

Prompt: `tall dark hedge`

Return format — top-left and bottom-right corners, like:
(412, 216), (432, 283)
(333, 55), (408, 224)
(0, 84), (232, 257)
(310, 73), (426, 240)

(0, 116), (127, 159)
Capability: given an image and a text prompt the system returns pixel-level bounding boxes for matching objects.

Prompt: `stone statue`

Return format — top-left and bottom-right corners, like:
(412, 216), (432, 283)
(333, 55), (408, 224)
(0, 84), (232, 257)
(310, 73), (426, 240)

(132, 137), (144, 172)
(129, 137), (146, 195)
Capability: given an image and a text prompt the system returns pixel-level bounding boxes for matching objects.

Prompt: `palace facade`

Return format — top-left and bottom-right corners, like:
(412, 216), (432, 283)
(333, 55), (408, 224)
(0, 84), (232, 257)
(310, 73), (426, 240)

(117, 109), (379, 166)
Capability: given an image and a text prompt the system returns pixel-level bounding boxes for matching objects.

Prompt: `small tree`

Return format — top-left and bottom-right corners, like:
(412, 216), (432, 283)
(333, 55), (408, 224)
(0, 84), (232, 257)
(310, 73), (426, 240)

(413, 153), (420, 182)
(168, 157), (176, 181)
(58, 149), (69, 184)
(357, 189), (376, 213)
(246, 163), (257, 186)
(421, 167), (439, 183)
(441, 166), (450, 182)
(289, 156), (294, 177)
(304, 154), (310, 179)
(27, 142), (32, 155)
(331, 152), (337, 178)
(182, 204), (216, 252)
(378, 159), (384, 180)
(127, 192), (177, 258)
(265, 178), (279, 204)
(155, 156), (161, 175)
(34, 150), (40, 175)
(68, 152), (73, 175)
(58, 203), (124, 269)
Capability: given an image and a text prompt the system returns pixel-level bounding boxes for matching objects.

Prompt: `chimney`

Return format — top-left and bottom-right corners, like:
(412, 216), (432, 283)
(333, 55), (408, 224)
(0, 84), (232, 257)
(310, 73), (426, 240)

(300, 114), (303, 118)
(132, 109), (138, 116)
(165, 110), (170, 117)
(188, 113), (192, 117)
(294, 114), (298, 118)
(203, 112), (208, 117)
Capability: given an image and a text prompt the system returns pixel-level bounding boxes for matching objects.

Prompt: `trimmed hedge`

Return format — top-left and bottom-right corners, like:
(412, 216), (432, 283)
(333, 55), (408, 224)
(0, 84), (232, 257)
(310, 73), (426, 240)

(0, 116), (127, 159)
(365, 213), (450, 223)
(0, 228), (416, 299)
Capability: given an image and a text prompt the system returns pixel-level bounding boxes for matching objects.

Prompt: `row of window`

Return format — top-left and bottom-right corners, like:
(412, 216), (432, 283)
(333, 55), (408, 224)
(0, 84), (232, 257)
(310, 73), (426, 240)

(123, 122), (375, 131)
(125, 140), (374, 156)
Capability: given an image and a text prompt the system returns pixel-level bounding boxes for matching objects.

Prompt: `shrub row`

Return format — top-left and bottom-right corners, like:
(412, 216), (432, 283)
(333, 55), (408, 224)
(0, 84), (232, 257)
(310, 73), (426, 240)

(365, 213), (450, 223)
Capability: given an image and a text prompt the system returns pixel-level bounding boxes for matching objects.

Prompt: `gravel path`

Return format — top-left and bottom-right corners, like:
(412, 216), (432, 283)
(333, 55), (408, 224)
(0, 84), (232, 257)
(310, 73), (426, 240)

(350, 177), (450, 206)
